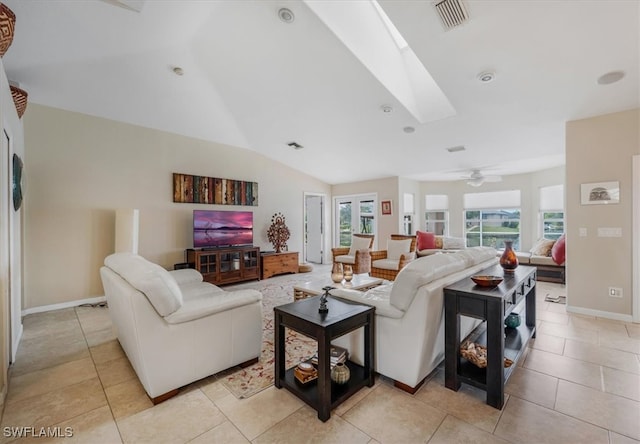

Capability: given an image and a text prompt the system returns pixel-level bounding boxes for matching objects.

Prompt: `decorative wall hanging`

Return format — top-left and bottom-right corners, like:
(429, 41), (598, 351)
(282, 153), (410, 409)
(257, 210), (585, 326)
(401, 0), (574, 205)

(173, 173), (258, 206)
(580, 181), (619, 205)
(381, 200), (392, 215)
(267, 212), (290, 253)
(12, 153), (22, 211)
(0, 3), (16, 57)
(10, 85), (27, 118)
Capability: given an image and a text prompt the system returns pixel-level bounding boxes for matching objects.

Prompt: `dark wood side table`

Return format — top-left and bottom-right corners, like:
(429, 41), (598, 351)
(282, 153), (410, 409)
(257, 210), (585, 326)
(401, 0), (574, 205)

(444, 264), (536, 409)
(274, 296), (375, 422)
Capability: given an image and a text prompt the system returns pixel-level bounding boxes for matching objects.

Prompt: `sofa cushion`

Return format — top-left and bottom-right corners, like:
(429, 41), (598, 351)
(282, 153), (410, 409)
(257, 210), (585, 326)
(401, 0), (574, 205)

(348, 236), (372, 256)
(551, 234), (566, 265)
(372, 258), (401, 271)
(164, 289), (262, 324)
(330, 285), (403, 318)
(443, 236), (466, 250)
(169, 268), (204, 285)
(416, 231), (436, 250)
(530, 238), (555, 257)
(387, 238), (412, 260)
(105, 253), (183, 316)
(530, 255), (560, 266)
(335, 254), (355, 264)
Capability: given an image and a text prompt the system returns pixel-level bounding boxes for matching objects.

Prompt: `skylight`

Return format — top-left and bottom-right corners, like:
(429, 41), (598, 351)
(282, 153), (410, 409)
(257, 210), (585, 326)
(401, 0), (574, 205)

(371, 0), (409, 51)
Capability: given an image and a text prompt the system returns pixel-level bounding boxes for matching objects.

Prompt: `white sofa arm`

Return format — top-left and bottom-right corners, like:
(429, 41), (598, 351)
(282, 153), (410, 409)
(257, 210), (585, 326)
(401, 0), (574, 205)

(169, 268), (203, 285)
(164, 289), (262, 324)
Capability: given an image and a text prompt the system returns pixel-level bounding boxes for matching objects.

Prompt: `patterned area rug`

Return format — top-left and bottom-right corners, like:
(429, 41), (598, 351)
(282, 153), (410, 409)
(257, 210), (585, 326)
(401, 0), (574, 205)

(221, 276), (320, 399)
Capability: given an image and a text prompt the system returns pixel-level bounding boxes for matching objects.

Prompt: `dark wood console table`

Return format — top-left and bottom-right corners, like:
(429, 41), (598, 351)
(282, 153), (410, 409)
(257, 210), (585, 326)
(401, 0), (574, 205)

(274, 296), (375, 422)
(444, 264), (536, 409)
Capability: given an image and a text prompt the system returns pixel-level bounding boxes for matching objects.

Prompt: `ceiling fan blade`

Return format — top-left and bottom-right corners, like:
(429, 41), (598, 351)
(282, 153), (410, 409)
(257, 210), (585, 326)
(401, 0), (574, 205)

(483, 175), (502, 183)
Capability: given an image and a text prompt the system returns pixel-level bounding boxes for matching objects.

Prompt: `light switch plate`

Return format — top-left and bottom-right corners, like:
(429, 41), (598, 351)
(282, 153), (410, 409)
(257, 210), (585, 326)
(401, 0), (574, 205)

(579, 227), (587, 237)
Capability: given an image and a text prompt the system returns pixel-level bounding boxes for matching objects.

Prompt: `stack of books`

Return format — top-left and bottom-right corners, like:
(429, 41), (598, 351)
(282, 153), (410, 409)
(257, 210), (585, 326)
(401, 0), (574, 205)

(310, 345), (348, 369)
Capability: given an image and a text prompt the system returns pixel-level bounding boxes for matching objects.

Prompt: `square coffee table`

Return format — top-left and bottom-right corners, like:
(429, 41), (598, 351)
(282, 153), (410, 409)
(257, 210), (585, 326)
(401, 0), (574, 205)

(274, 295), (375, 422)
(293, 275), (383, 301)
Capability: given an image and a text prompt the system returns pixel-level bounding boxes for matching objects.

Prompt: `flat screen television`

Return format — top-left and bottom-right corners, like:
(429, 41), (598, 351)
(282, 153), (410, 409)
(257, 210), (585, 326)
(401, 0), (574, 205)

(193, 210), (253, 249)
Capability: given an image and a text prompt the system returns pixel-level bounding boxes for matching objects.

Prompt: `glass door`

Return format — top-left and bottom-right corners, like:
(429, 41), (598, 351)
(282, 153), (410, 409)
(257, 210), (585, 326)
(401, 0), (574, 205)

(334, 194), (376, 248)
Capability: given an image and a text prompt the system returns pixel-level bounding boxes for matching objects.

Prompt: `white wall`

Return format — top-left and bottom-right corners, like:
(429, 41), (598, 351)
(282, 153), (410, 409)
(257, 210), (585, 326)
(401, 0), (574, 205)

(23, 104), (330, 309)
(566, 108), (639, 319)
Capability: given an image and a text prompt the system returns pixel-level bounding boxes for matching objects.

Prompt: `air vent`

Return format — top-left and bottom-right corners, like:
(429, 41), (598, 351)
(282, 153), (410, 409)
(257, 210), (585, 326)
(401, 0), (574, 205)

(434, 0), (468, 30)
(287, 142), (304, 150)
(446, 145), (466, 153)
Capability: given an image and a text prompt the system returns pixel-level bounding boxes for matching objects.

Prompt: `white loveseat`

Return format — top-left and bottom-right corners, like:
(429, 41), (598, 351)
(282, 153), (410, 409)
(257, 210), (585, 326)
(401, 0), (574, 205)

(100, 253), (263, 402)
(330, 246), (498, 393)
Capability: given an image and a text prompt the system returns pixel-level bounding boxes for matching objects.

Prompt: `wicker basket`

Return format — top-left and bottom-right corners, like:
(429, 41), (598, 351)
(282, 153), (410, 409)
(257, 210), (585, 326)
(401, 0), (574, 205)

(460, 341), (513, 368)
(0, 3), (16, 57)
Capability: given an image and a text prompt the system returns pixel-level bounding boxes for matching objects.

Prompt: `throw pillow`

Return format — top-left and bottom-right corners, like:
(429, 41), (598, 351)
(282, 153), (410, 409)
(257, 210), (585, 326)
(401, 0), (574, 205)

(529, 238), (555, 257)
(387, 238), (412, 260)
(348, 235), (372, 256)
(416, 231), (436, 250)
(434, 236), (444, 249)
(443, 236), (465, 250)
(551, 234), (566, 265)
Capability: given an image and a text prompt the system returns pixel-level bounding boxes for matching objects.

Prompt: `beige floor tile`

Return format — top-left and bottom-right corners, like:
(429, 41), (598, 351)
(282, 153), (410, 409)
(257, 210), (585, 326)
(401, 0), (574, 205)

(0, 378), (107, 431)
(7, 357), (97, 404)
(254, 405), (370, 444)
(21, 308), (78, 334)
(599, 330), (640, 355)
(198, 377), (233, 403)
(117, 389), (225, 444)
(21, 316), (82, 342)
(529, 332), (565, 355)
(84, 327), (117, 348)
(536, 310), (569, 325)
(414, 373), (504, 434)
(504, 367), (558, 409)
(428, 415), (511, 444)
(610, 431), (640, 444)
(523, 348), (602, 390)
(333, 383), (376, 417)
(11, 405), (122, 444)
(342, 384), (445, 443)
(95, 356), (137, 388)
(104, 378), (153, 420)
(188, 421), (249, 444)
(627, 324), (640, 339)
(89, 339), (126, 365)
(545, 302), (568, 314)
(11, 329), (89, 377)
(75, 306), (112, 334)
(215, 386), (304, 441)
(563, 339), (640, 374)
(602, 367), (640, 401)
(537, 320), (599, 344)
(555, 380), (640, 440)
(569, 315), (629, 336)
(495, 396), (609, 443)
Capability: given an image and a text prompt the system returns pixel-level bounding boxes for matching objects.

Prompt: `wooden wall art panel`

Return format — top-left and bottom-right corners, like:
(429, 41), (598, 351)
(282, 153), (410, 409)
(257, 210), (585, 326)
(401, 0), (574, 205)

(173, 173), (258, 206)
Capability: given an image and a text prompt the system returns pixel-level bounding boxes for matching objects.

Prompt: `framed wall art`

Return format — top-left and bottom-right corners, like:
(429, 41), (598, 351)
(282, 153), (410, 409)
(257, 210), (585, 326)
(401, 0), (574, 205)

(580, 181), (620, 205)
(381, 200), (392, 215)
(173, 173), (258, 206)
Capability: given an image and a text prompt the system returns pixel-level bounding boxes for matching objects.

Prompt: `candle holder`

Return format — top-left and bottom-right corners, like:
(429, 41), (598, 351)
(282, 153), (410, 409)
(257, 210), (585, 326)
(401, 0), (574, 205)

(319, 286), (332, 313)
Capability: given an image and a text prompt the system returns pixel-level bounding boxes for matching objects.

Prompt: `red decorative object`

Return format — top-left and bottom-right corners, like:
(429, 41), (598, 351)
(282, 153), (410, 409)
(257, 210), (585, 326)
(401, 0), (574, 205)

(499, 240), (518, 272)
(416, 230), (436, 250)
(267, 212), (290, 253)
(0, 3), (15, 57)
(10, 85), (27, 118)
(551, 234), (566, 265)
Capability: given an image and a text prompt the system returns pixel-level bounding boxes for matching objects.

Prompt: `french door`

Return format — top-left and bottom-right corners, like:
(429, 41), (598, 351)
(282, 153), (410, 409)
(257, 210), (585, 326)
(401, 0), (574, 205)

(334, 194), (376, 248)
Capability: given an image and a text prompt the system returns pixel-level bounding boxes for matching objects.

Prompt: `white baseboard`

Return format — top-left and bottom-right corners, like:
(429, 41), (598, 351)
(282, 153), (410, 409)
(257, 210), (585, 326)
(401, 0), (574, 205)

(22, 296), (107, 316)
(566, 305), (634, 323)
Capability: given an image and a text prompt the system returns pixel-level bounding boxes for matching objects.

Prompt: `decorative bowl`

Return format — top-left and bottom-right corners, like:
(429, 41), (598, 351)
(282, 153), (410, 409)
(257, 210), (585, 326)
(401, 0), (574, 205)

(471, 275), (504, 287)
(505, 312), (521, 328)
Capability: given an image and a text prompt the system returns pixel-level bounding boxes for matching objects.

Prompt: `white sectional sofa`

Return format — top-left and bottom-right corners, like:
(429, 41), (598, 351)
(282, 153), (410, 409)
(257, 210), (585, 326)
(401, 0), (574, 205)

(330, 246), (498, 393)
(100, 253), (263, 402)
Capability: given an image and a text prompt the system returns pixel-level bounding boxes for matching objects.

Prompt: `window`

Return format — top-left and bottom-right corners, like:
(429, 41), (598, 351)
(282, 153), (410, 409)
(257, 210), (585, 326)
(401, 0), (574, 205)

(539, 185), (564, 240)
(425, 195), (448, 235)
(403, 193), (414, 235)
(335, 195), (376, 247)
(464, 190), (521, 249)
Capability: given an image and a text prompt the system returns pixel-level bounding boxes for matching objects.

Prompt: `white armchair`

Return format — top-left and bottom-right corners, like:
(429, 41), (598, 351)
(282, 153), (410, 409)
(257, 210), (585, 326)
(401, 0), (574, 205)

(100, 253), (263, 403)
(331, 234), (374, 274)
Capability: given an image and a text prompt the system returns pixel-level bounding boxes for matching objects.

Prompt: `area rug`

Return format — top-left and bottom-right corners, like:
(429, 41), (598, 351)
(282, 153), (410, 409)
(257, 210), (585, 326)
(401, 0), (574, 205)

(221, 277), (319, 399)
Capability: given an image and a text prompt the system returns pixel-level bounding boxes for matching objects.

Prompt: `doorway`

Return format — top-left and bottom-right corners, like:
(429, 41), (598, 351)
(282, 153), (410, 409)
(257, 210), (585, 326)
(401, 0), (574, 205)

(304, 193), (325, 264)
(334, 194), (377, 248)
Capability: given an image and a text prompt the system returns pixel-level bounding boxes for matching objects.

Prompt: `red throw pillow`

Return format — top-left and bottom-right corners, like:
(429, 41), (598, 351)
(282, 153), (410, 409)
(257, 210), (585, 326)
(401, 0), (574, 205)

(551, 234), (566, 265)
(416, 231), (436, 250)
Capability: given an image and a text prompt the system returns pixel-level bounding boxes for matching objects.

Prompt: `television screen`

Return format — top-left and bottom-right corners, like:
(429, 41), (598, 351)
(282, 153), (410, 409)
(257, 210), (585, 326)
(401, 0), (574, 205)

(193, 210), (253, 248)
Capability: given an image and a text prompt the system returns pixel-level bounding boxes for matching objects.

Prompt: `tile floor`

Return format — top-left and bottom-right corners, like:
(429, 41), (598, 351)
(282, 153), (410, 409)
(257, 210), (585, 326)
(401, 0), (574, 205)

(1, 269), (639, 443)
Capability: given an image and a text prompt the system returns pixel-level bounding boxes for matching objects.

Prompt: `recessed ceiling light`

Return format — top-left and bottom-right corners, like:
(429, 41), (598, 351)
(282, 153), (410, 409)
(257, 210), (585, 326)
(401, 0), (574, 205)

(477, 71), (495, 83)
(597, 71), (625, 85)
(403, 126), (415, 133)
(278, 8), (295, 23)
(381, 105), (393, 113)
(172, 66), (184, 76)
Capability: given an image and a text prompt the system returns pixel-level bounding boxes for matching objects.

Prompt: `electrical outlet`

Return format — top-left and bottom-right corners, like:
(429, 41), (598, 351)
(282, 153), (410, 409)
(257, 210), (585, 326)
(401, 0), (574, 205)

(608, 287), (623, 298)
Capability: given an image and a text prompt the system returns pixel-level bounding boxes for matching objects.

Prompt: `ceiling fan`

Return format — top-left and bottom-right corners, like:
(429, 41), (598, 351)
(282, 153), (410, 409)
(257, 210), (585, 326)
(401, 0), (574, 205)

(464, 169), (502, 187)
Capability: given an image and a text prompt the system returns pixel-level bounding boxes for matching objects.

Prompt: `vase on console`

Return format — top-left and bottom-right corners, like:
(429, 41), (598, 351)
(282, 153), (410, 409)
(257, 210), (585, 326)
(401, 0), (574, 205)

(500, 240), (518, 272)
(343, 265), (353, 282)
(331, 263), (344, 283)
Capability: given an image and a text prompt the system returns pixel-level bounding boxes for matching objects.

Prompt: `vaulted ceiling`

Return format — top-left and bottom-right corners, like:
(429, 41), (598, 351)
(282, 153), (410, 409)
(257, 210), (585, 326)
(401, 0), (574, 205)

(3, 0), (638, 184)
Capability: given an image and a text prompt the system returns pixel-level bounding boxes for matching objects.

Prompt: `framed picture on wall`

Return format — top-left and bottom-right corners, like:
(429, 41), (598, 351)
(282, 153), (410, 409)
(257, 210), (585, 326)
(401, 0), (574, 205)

(381, 200), (392, 215)
(580, 181), (620, 205)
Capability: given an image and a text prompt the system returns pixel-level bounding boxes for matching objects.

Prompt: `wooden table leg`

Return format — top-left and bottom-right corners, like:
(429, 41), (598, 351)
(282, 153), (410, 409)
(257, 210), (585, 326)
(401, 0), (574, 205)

(486, 300), (505, 409)
(444, 293), (461, 391)
(274, 312), (285, 389)
(317, 332), (331, 422)
(364, 312), (375, 387)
